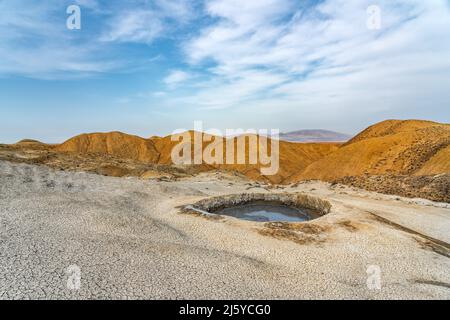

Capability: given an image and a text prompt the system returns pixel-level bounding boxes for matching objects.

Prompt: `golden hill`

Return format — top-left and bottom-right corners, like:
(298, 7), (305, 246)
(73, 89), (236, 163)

(28, 119), (450, 185)
(343, 119), (441, 145)
(3, 119), (448, 202)
(216, 135), (339, 183)
(55, 132), (160, 163)
(55, 130), (339, 183)
(14, 139), (50, 150)
(287, 120), (450, 182)
(415, 145), (450, 175)
(154, 131), (338, 183)
(151, 131), (339, 183)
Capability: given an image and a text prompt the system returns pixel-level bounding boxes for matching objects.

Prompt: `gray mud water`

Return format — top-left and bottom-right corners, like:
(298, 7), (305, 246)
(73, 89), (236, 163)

(215, 201), (315, 222)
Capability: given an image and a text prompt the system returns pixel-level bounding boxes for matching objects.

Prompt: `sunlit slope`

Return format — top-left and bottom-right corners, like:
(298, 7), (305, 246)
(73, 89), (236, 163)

(287, 120), (450, 182)
(56, 131), (339, 183)
(415, 145), (450, 175)
(54, 120), (448, 184)
(343, 120), (442, 145)
(150, 132), (339, 183)
(55, 132), (160, 163)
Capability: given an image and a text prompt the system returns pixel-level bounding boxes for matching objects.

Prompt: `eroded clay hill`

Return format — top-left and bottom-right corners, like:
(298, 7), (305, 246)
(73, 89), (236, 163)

(287, 120), (450, 182)
(416, 145), (450, 175)
(55, 132), (160, 163)
(5, 119), (449, 186)
(55, 130), (339, 183)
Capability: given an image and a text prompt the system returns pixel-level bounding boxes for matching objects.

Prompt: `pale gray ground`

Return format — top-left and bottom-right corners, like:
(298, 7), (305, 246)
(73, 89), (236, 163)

(0, 160), (449, 300)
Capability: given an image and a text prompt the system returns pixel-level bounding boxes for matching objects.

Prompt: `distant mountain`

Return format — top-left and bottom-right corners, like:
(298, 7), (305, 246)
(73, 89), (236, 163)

(279, 130), (352, 143)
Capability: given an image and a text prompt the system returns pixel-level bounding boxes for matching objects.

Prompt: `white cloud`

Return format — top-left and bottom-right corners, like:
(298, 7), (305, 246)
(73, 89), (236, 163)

(206, 0), (294, 26)
(164, 70), (191, 87)
(101, 0), (195, 44)
(0, 0), (117, 78)
(74, 0), (99, 10)
(0, 0), (196, 78)
(101, 10), (164, 43)
(155, 0), (195, 22)
(171, 0), (450, 120)
(1, 0), (450, 129)
(171, 69), (289, 109)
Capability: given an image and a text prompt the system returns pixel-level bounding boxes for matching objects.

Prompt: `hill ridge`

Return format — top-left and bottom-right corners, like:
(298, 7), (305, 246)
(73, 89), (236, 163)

(37, 119), (450, 184)
(287, 119), (450, 182)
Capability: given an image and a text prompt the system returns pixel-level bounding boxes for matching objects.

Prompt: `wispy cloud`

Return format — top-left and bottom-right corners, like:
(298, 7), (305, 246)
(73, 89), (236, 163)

(166, 0), (450, 115)
(101, 10), (164, 43)
(0, 0), (449, 128)
(171, 69), (289, 109)
(0, 0), (118, 78)
(164, 70), (192, 87)
(0, 0), (195, 78)
(101, 0), (196, 44)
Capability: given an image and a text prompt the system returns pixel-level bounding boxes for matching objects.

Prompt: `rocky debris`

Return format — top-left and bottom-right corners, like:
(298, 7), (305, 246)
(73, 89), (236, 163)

(0, 143), (208, 179)
(335, 174), (450, 203)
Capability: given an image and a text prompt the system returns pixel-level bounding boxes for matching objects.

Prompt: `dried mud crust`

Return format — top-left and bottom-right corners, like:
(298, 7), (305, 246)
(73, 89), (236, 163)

(367, 211), (450, 258)
(1, 160), (449, 299)
(258, 222), (330, 245)
(257, 217), (372, 245)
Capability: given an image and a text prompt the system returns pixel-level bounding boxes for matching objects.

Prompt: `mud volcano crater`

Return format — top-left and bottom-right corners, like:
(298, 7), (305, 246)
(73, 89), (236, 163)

(184, 193), (332, 222)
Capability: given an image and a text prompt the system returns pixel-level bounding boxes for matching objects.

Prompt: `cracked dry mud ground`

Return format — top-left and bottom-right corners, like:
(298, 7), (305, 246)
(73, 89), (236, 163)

(0, 160), (449, 299)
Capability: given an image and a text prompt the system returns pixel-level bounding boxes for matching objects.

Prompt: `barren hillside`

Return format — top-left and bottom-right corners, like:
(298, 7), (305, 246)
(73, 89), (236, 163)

(53, 130), (339, 184)
(286, 120), (450, 183)
(415, 145), (450, 175)
(55, 132), (160, 163)
(2, 119), (449, 200)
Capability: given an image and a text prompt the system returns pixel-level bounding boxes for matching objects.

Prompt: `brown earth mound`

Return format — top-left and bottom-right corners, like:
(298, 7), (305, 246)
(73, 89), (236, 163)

(287, 120), (450, 182)
(16, 139), (43, 144)
(54, 130), (339, 184)
(343, 119), (442, 145)
(334, 174), (450, 203)
(415, 145), (450, 175)
(2, 119), (449, 202)
(55, 132), (160, 163)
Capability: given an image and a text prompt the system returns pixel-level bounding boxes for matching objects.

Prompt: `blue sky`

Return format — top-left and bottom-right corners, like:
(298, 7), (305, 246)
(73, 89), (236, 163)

(1, 0), (450, 143)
